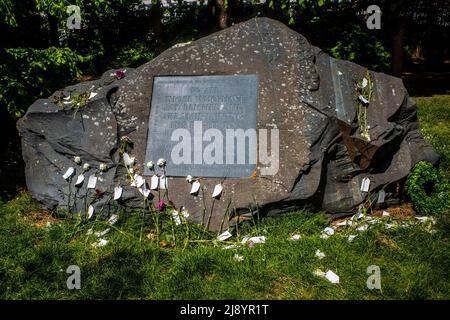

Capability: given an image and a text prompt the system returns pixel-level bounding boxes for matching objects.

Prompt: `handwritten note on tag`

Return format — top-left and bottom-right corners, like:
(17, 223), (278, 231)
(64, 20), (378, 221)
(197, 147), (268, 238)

(87, 175), (97, 189)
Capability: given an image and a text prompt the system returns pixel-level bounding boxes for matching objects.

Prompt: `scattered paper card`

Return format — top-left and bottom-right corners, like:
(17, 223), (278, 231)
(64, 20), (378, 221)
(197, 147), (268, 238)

(217, 230), (232, 241)
(347, 234), (357, 242)
(382, 211), (390, 217)
(87, 175), (97, 189)
(62, 167), (75, 180)
(325, 270), (340, 284)
(290, 234), (301, 241)
(94, 228), (110, 237)
(113, 186), (123, 200)
(315, 249), (326, 259)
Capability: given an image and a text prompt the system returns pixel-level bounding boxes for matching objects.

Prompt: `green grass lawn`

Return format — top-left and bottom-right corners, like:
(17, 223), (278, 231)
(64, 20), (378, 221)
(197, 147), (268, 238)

(0, 95), (449, 300)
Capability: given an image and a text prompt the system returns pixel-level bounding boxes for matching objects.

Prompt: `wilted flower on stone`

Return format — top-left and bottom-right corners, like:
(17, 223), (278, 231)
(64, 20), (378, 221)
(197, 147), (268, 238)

(99, 163), (108, 172)
(156, 200), (166, 211)
(186, 175), (193, 183)
(74, 156), (82, 165)
(146, 161), (154, 170)
(115, 69), (126, 80)
(157, 158), (166, 168)
(83, 163), (91, 171)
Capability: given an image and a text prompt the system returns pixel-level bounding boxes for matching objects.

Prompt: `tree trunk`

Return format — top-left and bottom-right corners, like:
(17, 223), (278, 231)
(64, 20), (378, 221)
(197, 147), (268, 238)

(149, 0), (164, 48)
(391, 23), (405, 77)
(208, 0), (229, 31)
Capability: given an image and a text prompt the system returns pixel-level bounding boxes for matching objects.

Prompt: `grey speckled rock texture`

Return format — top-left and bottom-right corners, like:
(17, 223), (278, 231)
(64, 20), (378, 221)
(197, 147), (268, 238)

(17, 18), (438, 229)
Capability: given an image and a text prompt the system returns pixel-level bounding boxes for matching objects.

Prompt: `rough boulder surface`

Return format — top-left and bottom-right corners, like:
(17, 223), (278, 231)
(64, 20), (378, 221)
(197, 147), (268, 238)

(18, 18), (438, 229)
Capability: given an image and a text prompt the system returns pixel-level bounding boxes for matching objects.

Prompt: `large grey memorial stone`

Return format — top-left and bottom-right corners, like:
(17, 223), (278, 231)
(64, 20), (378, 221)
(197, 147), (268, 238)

(17, 18), (439, 230)
(144, 75), (259, 177)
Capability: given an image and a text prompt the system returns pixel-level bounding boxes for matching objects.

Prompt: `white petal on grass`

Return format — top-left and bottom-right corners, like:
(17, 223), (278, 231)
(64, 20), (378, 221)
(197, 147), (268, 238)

(290, 234), (301, 241)
(94, 228), (110, 237)
(92, 239), (109, 248)
(150, 175), (159, 190)
(233, 254), (244, 262)
(190, 180), (201, 194)
(347, 234), (357, 242)
(62, 167), (75, 180)
(113, 186), (123, 200)
(245, 236), (266, 244)
(87, 205), (94, 219)
(74, 174), (84, 187)
(315, 249), (326, 259)
(357, 224), (368, 232)
(217, 230), (232, 241)
(322, 227), (335, 236)
(87, 175), (97, 189)
(223, 245), (240, 250)
(212, 184), (223, 198)
(108, 214), (119, 225)
(325, 270), (340, 284)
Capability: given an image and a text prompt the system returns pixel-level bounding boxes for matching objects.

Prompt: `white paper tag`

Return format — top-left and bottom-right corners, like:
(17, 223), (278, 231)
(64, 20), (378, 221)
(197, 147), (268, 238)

(247, 236), (266, 244)
(150, 175), (159, 190)
(212, 184), (223, 198)
(74, 174), (84, 187)
(361, 177), (370, 192)
(94, 228), (110, 237)
(87, 175), (97, 189)
(377, 190), (385, 203)
(62, 167), (75, 180)
(159, 175), (168, 189)
(88, 92), (98, 100)
(217, 230), (232, 241)
(190, 181), (201, 194)
(113, 186), (123, 200)
(138, 187), (151, 198)
(134, 174), (145, 188)
(87, 205), (94, 219)
(382, 211), (390, 217)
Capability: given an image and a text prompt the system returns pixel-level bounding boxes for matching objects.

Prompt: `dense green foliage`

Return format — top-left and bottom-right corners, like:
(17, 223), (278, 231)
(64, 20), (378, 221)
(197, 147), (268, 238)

(0, 0), (448, 119)
(406, 161), (450, 216)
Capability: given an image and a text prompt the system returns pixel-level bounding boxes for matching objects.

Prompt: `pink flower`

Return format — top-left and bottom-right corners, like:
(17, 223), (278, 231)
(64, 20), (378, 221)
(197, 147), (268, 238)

(115, 69), (126, 80)
(156, 200), (166, 211)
